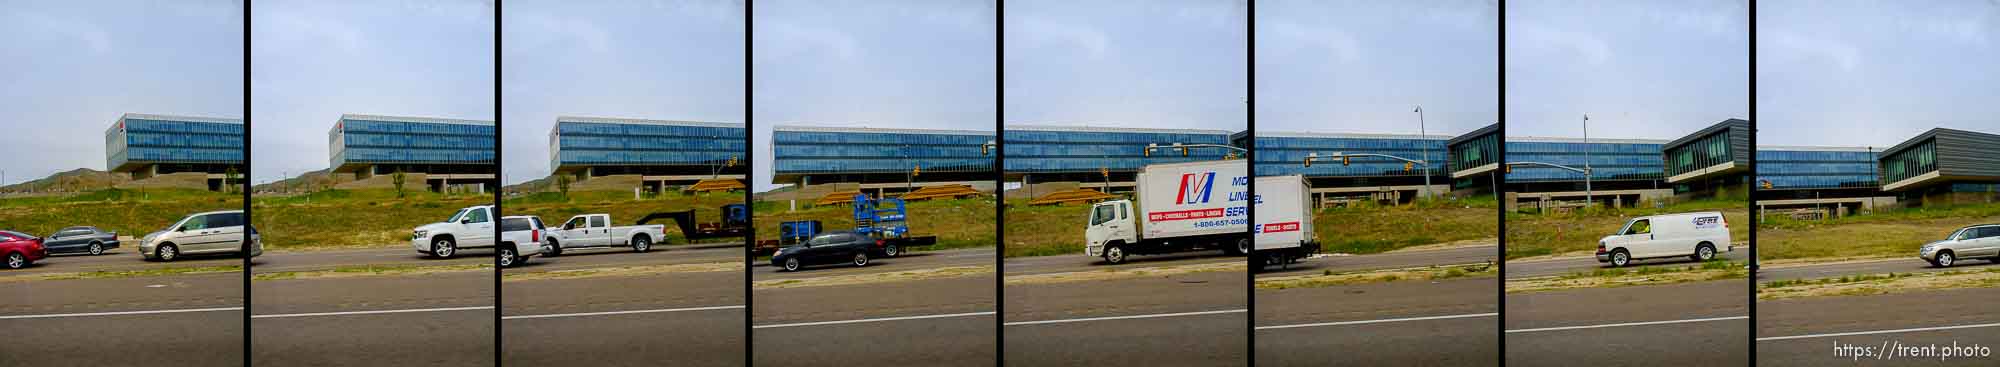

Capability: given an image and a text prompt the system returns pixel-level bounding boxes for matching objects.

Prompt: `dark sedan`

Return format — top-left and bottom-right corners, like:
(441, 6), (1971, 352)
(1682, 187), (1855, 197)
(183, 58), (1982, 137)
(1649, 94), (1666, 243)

(42, 226), (119, 256)
(770, 231), (886, 271)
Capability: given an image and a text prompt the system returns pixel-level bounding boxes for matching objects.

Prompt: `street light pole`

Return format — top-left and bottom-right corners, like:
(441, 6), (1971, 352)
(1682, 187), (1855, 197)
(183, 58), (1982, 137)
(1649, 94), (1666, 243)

(1583, 114), (1593, 206)
(1416, 105), (1431, 200)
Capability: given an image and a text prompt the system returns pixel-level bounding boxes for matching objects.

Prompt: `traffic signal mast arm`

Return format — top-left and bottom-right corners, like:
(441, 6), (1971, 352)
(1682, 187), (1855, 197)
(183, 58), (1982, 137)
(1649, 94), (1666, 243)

(1302, 152), (1427, 172)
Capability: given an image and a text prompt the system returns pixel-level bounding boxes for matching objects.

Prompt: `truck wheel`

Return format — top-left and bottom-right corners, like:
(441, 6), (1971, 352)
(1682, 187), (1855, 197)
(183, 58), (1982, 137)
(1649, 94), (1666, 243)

(783, 257), (801, 272)
(545, 240), (563, 257)
(884, 244), (900, 257)
(1103, 244), (1128, 264)
(433, 238), (457, 259)
(632, 237), (652, 253)
(498, 247), (518, 267)
(1691, 243), (1716, 262)
(88, 242), (104, 256)
(1233, 239), (1251, 255)
(1609, 249), (1630, 267)
(852, 252), (870, 267)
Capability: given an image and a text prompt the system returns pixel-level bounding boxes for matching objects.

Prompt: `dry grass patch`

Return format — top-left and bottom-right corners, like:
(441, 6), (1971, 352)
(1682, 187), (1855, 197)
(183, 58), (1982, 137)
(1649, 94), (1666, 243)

(1004, 261), (1243, 285)
(253, 263), (490, 280)
(1758, 268), (2000, 300)
(1506, 260), (1747, 293)
(503, 261), (741, 281)
(1255, 262), (1496, 290)
(0, 265), (242, 282)
(752, 265), (992, 289)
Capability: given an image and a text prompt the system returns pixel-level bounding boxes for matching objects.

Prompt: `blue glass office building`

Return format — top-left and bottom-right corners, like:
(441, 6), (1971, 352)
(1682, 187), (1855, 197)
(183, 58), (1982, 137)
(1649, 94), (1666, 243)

(1504, 136), (1669, 191)
(1004, 125), (1234, 183)
(1755, 146), (1878, 191)
(1447, 123), (1502, 191)
(104, 113), (245, 187)
(329, 114), (496, 188)
(549, 116), (746, 180)
(770, 126), (994, 185)
(1876, 128), (2000, 205)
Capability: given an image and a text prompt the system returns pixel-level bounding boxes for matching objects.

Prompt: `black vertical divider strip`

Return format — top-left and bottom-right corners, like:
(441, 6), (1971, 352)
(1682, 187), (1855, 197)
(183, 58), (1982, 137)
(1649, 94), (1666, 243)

(1746, 2), (1758, 364)
(242, 0), (254, 364)
(492, 1), (504, 365)
(1244, 0), (1256, 365)
(743, 0), (755, 364)
(994, 0), (1006, 364)
(1495, 1), (1508, 365)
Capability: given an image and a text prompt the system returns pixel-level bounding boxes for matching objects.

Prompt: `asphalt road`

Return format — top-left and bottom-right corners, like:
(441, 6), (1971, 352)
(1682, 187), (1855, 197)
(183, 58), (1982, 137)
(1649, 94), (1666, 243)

(4, 247), (242, 275)
(1256, 277), (1497, 366)
(252, 270), (493, 366)
(0, 272), (244, 366)
(1759, 288), (2000, 366)
(1757, 257), (2000, 283)
(1005, 265), (1246, 366)
(1254, 244), (1497, 278)
(753, 274), (997, 366)
(1003, 249), (1241, 276)
(1506, 279), (1749, 366)
(1507, 248), (1750, 279)
(504, 270), (745, 366)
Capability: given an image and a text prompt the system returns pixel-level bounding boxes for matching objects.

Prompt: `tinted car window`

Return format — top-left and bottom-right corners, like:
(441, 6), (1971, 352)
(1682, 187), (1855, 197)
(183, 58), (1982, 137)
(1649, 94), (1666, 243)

(467, 209), (490, 223)
(590, 216), (606, 227)
(1978, 226), (2000, 239)
(214, 213), (245, 228)
(809, 233), (841, 245)
(501, 218), (532, 232)
(181, 215), (209, 231)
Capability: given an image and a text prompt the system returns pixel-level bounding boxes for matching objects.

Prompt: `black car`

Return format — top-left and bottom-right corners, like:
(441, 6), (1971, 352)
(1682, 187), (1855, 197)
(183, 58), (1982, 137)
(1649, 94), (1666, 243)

(770, 231), (885, 271)
(42, 226), (119, 256)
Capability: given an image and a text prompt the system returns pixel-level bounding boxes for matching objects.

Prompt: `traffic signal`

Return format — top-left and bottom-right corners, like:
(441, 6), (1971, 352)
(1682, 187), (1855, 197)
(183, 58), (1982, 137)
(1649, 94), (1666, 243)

(1404, 162), (1413, 172)
(1761, 180), (1772, 189)
(1143, 148), (1152, 158)
(912, 164), (921, 177)
(1504, 164), (1513, 174)
(1304, 158), (1313, 167)
(1180, 147), (1189, 157)
(1342, 156), (1351, 166)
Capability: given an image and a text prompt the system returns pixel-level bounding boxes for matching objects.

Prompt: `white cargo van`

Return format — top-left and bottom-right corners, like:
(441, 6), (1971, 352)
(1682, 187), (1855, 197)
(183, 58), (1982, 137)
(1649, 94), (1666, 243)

(1595, 211), (1731, 267)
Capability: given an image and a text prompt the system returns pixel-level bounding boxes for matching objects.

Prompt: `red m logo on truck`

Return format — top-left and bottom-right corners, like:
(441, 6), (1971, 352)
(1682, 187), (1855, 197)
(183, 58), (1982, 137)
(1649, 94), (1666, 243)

(1176, 172), (1216, 205)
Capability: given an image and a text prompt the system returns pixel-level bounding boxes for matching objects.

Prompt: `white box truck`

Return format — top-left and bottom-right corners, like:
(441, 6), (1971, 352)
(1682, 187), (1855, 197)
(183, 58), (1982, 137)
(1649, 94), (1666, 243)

(1085, 160), (1251, 264)
(1253, 175), (1319, 269)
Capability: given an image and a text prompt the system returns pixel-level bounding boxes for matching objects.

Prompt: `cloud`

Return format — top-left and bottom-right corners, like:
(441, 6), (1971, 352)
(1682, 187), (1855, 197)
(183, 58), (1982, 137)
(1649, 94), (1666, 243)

(1266, 21), (1360, 63)
(1015, 17), (1109, 59)
(14, 11), (112, 54)
(762, 22), (860, 61)
(514, 13), (613, 53)
(261, 9), (365, 52)
(1510, 23), (1610, 65)
(1765, 30), (1860, 72)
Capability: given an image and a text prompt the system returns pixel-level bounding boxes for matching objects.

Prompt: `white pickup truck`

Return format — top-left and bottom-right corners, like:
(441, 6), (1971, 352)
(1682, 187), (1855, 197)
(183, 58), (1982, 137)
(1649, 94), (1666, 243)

(412, 205), (497, 259)
(545, 214), (667, 256)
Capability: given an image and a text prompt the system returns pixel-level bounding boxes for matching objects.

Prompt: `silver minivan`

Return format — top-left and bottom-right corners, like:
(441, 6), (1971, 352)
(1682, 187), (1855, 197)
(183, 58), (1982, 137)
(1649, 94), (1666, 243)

(140, 210), (262, 261)
(1921, 224), (2000, 267)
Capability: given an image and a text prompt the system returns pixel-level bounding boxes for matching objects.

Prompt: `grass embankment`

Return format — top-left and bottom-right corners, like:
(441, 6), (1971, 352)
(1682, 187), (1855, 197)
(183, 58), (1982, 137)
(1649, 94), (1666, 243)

(0, 265), (243, 282)
(1759, 203), (2000, 261)
(1506, 259), (1747, 293)
(1759, 267), (2000, 300)
(753, 197), (995, 251)
(1003, 196), (1497, 258)
(505, 190), (745, 245)
(1505, 197), (1747, 260)
(252, 189), (492, 251)
(0, 189), (240, 237)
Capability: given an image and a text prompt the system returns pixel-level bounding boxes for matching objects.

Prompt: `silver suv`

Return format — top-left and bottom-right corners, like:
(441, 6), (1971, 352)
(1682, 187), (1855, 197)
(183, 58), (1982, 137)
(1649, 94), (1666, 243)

(1920, 224), (2000, 267)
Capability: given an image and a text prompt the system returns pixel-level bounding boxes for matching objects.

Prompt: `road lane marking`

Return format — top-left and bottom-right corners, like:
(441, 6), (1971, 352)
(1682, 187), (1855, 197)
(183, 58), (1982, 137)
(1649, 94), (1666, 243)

(0, 306), (243, 320)
(753, 311), (995, 329)
(503, 305), (744, 320)
(253, 306), (494, 319)
(1256, 312), (1497, 330)
(1004, 309), (1247, 326)
(1506, 315), (1747, 333)
(1758, 322), (2000, 341)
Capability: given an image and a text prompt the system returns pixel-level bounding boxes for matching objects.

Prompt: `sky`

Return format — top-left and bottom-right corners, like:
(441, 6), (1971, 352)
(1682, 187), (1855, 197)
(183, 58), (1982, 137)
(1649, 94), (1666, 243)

(503, 0), (743, 185)
(752, 0), (996, 192)
(1506, 0), (1748, 139)
(251, 0), (494, 184)
(0, 0), (243, 185)
(1256, 0), (1496, 137)
(1004, 0), (1247, 131)
(1759, 0), (2000, 147)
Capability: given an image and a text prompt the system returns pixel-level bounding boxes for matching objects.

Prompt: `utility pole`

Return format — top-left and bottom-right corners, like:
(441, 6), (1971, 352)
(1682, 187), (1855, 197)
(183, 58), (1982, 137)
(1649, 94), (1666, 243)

(1416, 105), (1431, 200)
(1583, 114), (1593, 206)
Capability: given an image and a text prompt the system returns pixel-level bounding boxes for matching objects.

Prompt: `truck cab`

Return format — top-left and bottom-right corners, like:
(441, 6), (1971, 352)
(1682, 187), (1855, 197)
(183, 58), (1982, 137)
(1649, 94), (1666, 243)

(1084, 199), (1137, 258)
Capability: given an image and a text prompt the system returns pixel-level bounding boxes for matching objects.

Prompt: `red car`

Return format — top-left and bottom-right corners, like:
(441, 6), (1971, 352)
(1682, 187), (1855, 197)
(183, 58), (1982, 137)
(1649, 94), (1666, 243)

(1, 230), (48, 269)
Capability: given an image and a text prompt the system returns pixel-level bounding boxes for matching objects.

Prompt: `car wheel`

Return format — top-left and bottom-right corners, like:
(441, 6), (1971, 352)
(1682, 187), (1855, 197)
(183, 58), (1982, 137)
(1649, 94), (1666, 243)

(1104, 244), (1128, 264)
(1937, 251), (1955, 268)
(4, 253), (24, 269)
(885, 244), (901, 257)
(632, 237), (651, 253)
(498, 247), (517, 267)
(88, 242), (104, 256)
(782, 257), (801, 272)
(433, 238), (457, 259)
(156, 244), (180, 262)
(1692, 243), (1716, 262)
(852, 252), (870, 267)
(544, 240), (563, 256)
(1610, 249), (1630, 267)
